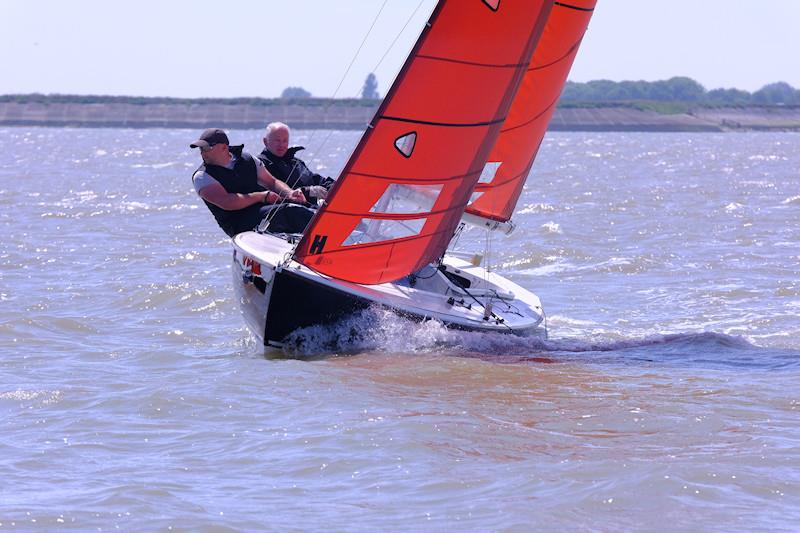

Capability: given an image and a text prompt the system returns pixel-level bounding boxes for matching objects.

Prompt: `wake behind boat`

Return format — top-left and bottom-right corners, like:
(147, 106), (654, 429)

(232, 0), (596, 348)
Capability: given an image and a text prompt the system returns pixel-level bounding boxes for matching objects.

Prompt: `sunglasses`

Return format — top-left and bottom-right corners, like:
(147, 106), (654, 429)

(200, 143), (218, 153)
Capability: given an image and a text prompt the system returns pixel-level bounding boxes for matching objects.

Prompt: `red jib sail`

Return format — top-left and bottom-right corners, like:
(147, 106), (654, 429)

(466, 0), (597, 222)
(293, 0), (553, 285)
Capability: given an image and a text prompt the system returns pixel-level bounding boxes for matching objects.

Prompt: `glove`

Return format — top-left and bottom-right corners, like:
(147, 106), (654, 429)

(307, 185), (328, 200)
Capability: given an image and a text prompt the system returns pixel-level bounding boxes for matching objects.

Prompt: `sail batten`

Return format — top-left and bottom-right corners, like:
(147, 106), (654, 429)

(324, 204), (468, 221)
(554, 2), (595, 12)
(415, 54), (530, 69)
(380, 116), (507, 128)
(500, 94), (560, 133)
(294, 0), (554, 285)
(528, 40), (585, 72)
(350, 170), (482, 184)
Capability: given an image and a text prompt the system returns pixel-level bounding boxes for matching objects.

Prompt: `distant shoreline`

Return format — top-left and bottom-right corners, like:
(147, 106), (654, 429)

(1, 99), (799, 132)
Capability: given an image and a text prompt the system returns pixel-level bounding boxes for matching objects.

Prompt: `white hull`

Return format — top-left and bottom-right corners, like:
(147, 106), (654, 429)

(231, 231), (545, 348)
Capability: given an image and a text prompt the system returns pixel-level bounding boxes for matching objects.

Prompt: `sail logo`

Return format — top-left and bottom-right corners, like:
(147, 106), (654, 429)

(309, 234), (328, 255)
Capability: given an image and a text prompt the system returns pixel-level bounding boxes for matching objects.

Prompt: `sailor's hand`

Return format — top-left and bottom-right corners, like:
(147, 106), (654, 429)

(288, 189), (306, 203)
(262, 191), (280, 204)
(308, 185), (328, 200)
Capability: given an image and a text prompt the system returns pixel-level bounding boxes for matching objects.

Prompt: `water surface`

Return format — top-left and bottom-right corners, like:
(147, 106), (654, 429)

(1, 128), (798, 530)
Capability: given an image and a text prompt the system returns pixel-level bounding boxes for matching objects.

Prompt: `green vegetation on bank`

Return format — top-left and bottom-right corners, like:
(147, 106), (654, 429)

(2, 77), (799, 111)
(561, 77), (800, 105)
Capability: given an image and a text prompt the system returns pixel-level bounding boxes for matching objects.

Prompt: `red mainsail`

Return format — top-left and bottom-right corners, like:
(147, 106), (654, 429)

(466, 0), (597, 222)
(293, 0), (553, 285)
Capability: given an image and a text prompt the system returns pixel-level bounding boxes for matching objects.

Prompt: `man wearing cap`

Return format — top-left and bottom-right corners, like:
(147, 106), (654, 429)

(190, 128), (313, 237)
(258, 122), (335, 207)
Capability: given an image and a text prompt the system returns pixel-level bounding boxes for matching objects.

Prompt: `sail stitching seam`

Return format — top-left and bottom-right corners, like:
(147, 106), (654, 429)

(325, 202), (469, 220)
(348, 169), (481, 183)
(500, 91), (562, 133)
(474, 169), (527, 190)
(308, 225), (465, 255)
(528, 40), (582, 72)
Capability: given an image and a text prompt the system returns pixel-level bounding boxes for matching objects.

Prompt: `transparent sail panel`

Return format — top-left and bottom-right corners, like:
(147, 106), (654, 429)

(394, 132), (417, 158)
(469, 191), (484, 204)
(370, 184), (443, 215)
(343, 218), (426, 246)
(478, 162), (502, 184)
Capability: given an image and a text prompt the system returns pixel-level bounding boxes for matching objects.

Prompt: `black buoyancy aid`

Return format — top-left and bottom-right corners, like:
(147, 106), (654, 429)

(258, 146), (318, 189)
(196, 147), (264, 237)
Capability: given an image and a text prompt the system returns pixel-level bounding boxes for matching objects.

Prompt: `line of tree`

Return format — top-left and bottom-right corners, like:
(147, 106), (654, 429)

(561, 77), (800, 105)
(279, 73), (380, 100)
(2, 77), (798, 106)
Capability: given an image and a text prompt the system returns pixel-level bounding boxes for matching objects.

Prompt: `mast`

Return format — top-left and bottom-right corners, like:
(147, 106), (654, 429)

(293, 0), (553, 285)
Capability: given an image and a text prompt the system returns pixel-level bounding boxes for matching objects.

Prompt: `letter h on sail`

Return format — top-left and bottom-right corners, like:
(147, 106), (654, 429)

(309, 234), (327, 255)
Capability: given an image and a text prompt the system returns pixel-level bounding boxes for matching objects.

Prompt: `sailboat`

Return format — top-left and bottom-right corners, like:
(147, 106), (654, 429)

(232, 0), (597, 348)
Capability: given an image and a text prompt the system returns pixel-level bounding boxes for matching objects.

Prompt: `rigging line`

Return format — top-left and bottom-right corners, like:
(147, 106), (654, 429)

(461, 284), (514, 333)
(260, 158), (305, 229)
(329, 0), (390, 101)
(369, 0), (428, 79)
(307, 0), (390, 152)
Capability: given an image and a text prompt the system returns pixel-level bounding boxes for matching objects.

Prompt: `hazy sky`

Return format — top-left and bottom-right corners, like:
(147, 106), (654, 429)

(3, 0), (799, 98)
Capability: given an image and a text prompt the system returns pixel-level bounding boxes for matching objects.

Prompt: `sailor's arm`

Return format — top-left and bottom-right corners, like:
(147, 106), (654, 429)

(198, 182), (278, 210)
(257, 161), (306, 203)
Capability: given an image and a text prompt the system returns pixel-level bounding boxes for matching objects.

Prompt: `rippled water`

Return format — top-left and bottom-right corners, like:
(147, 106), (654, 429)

(1, 127), (799, 530)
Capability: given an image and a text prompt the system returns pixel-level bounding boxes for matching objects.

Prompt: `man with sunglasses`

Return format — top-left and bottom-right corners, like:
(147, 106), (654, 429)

(190, 128), (313, 237)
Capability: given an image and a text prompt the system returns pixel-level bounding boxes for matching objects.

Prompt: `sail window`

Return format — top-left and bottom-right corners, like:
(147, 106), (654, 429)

(482, 0), (500, 11)
(394, 132), (417, 158)
(469, 191), (484, 204)
(370, 183), (442, 215)
(478, 161), (502, 184)
(343, 218), (426, 246)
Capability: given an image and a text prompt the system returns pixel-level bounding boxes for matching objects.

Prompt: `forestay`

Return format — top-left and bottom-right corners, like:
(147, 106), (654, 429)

(466, 0), (597, 223)
(293, 0), (553, 285)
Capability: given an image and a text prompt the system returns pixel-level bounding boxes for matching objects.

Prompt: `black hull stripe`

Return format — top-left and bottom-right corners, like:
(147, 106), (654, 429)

(263, 269), (538, 344)
(554, 2), (595, 12)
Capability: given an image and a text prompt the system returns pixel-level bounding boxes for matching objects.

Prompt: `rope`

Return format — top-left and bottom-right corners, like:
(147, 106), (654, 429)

(305, 1), (430, 174)
(306, 0), (390, 151)
(268, 2), (430, 244)
(258, 157), (306, 232)
(368, 0), (428, 77)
